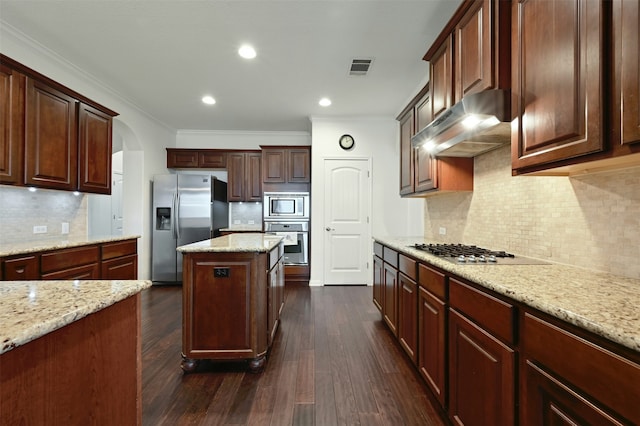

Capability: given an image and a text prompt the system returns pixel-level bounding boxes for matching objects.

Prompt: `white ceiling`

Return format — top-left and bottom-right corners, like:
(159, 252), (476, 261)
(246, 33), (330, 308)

(0, 0), (461, 132)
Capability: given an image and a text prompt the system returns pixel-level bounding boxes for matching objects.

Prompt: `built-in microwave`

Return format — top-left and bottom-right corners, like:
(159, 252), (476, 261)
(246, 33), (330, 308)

(263, 192), (310, 220)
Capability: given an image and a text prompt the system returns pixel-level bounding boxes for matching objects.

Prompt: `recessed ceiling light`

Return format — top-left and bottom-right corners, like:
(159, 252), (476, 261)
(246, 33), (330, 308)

(238, 44), (256, 59)
(319, 98), (332, 107)
(202, 95), (216, 105)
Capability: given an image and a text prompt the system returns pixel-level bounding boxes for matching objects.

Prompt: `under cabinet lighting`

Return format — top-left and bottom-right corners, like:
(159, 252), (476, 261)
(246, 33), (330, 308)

(28, 187), (37, 192)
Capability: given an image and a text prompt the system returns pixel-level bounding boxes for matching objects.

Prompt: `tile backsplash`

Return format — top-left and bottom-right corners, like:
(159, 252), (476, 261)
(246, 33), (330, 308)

(229, 201), (263, 227)
(0, 186), (87, 244)
(423, 145), (640, 279)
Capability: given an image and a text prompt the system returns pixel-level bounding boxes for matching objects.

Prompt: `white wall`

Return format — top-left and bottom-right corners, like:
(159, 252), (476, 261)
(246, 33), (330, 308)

(309, 117), (424, 286)
(177, 130), (311, 149)
(2, 25), (175, 279)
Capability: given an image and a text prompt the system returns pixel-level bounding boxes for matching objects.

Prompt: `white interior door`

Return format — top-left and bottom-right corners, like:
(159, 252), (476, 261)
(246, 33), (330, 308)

(111, 171), (123, 235)
(323, 158), (371, 285)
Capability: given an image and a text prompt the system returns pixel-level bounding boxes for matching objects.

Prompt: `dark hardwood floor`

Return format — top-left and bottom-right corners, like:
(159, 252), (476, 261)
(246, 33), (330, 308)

(141, 284), (447, 425)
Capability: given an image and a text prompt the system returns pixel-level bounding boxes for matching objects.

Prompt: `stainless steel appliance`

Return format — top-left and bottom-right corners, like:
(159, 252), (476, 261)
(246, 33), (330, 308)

(265, 221), (308, 265)
(411, 243), (549, 265)
(152, 174), (229, 283)
(263, 192), (310, 221)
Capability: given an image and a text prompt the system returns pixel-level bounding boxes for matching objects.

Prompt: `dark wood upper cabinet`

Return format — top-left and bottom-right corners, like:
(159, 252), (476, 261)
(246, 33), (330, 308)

(511, 0), (605, 172)
(2, 55), (117, 194)
(261, 146), (310, 184)
(613, 0), (640, 147)
(398, 109), (415, 196)
(166, 148), (227, 169)
(25, 77), (79, 191)
(0, 64), (25, 185)
(455, 0), (511, 101)
(78, 103), (112, 194)
(227, 151), (262, 202)
(428, 35), (454, 120)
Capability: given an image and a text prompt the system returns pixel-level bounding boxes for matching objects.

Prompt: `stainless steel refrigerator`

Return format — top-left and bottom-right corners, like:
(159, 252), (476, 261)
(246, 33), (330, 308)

(152, 174), (228, 283)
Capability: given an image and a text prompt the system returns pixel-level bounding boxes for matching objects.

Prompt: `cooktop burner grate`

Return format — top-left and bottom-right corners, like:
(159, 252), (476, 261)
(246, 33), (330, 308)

(406, 243), (549, 264)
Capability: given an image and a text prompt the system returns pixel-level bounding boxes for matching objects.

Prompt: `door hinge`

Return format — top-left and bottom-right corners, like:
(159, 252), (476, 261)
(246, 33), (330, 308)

(367, 216), (369, 224)
(368, 170), (370, 178)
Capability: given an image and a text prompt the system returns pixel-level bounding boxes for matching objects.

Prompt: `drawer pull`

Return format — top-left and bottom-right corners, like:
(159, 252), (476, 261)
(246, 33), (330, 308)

(16, 267), (26, 274)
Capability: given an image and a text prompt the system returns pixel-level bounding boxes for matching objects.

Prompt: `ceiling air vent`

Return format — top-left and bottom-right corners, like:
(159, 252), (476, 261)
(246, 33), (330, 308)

(349, 58), (373, 76)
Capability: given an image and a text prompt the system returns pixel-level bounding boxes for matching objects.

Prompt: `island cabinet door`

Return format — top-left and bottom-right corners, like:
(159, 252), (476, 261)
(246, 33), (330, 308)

(183, 255), (255, 359)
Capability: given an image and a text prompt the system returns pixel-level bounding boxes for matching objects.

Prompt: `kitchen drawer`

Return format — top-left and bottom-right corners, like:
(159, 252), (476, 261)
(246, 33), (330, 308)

(373, 242), (383, 258)
(522, 312), (640, 423)
(41, 262), (100, 280)
(383, 247), (398, 268)
(40, 245), (100, 274)
(101, 239), (137, 260)
(2, 254), (39, 280)
(399, 254), (417, 281)
(418, 263), (446, 300)
(449, 278), (515, 345)
(101, 254), (137, 280)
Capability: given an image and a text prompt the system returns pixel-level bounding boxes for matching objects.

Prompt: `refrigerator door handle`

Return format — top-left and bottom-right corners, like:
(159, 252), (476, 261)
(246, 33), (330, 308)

(175, 193), (181, 239)
(171, 193), (178, 239)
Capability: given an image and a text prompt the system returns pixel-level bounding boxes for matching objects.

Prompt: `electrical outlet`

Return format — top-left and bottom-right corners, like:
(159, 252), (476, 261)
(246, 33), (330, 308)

(233, 220), (241, 225)
(61, 222), (69, 234)
(439, 227), (447, 235)
(248, 220), (255, 225)
(33, 225), (47, 234)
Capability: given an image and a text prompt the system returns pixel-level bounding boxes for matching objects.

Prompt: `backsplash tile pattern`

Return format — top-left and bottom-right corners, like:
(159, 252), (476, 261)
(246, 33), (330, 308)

(424, 145), (640, 279)
(0, 186), (87, 244)
(229, 202), (263, 227)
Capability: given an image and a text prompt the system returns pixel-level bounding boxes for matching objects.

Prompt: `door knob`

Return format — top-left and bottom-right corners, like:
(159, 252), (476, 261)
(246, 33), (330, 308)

(325, 227), (335, 231)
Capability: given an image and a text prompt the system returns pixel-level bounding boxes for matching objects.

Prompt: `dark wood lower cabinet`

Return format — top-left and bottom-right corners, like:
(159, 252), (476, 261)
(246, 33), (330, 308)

(398, 271), (418, 364)
(101, 254), (138, 280)
(181, 246), (283, 373)
(522, 360), (627, 425)
(40, 262), (100, 280)
(418, 286), (447, 408)
(383, 262), (398, 336)
(2, 254), (39, 280)
(448, 309), (515, 426)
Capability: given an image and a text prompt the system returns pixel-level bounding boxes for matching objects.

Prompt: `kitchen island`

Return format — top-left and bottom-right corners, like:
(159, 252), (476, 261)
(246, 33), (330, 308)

(177, 233), (283, 372)
(374, 236), (640, 425)
(0, 278), (151, 425)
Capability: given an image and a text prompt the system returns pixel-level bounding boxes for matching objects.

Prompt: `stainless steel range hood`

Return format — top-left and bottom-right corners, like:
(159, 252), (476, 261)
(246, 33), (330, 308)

(411, 89), (512, 157)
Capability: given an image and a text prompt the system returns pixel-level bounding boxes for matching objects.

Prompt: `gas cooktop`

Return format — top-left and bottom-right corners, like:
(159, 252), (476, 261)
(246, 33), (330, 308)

(410, 243), (549, 265)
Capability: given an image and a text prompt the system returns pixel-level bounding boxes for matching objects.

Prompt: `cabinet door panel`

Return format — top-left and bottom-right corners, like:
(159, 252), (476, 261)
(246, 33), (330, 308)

(25, 78), (78, 190)
(455, 0), (492, 100)
(398, 272), (418, 364)
(383, 262), (398, 336)
(614, 0), (640, 146)
(418, 286), (446, 407)
(430, 35), (453, 120)
(522, 360), (627, 426)
(512, 0), (604, 170)
(449, 309), (515, 426)
(262, 149), (286, 183)
(78, 103), (112, 194)
(199, 151), (226, 168)
(167, 149), (198, 168)
(287, 148), (310, 183)
(227, 153), (245, 201)
(246, 152), (262, 201)
(373, 255), (383, 311)
(399, 110), (415, 195)
(0, 64), (25, 185)
(414, 148), (436, 193)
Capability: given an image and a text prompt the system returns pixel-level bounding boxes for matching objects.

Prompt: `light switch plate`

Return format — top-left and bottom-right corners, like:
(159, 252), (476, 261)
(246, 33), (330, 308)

(61, 222), (69, 234)
(33, 225), (47, 234)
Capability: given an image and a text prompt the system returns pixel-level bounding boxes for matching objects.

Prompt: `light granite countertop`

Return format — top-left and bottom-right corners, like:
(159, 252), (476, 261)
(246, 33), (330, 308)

(177, 233), (282, 253)
(0, 279), (151, 355)
(220, 225), (263, 232)
(375, 236), (640, 353)
(0, 235), (140, 258)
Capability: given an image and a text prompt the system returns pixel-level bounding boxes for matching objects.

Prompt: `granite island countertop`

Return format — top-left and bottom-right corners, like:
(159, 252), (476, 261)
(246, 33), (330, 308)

(0, 234), (140, 258)
(1, 279), (151, 354)
(219, 225), (263, 232)
(177, 233), (282, 253)
(375, 236), (640, 353)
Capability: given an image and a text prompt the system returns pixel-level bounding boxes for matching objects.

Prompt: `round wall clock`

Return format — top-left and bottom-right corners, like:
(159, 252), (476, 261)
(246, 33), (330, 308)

(339, 134), (355, 150)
